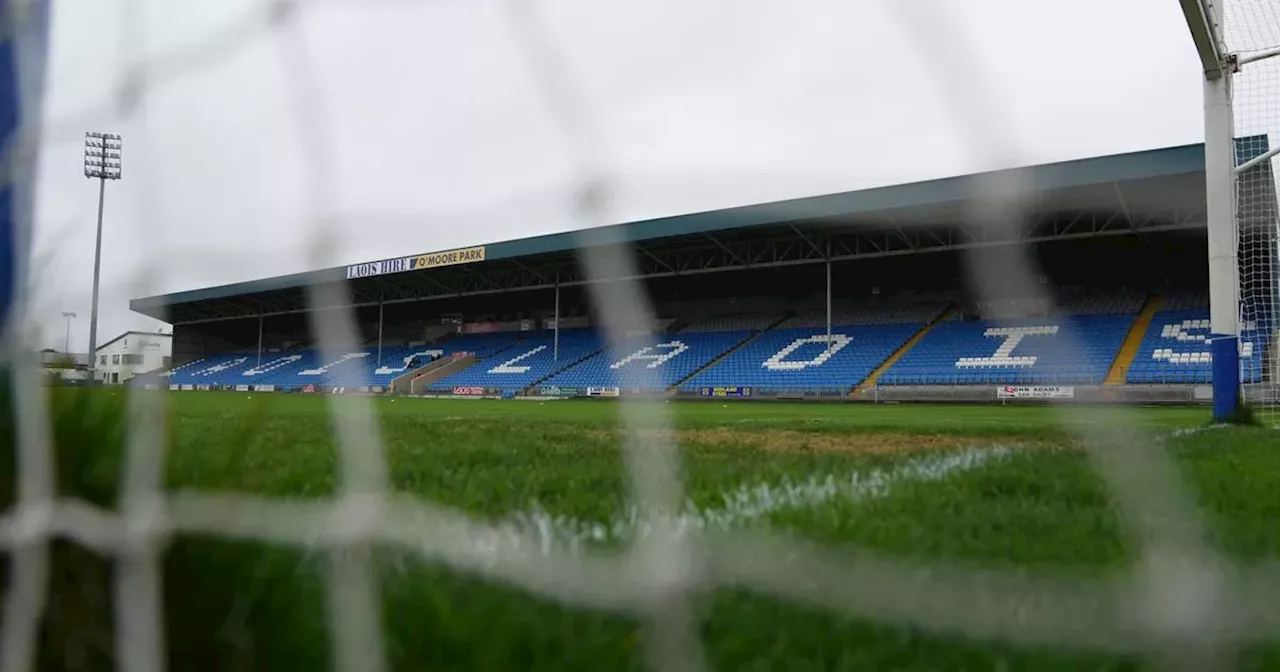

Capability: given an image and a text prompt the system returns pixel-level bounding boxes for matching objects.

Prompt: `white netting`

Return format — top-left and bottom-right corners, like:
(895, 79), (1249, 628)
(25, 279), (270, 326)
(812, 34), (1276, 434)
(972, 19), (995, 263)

(1222, 0), (1280, 55)
(3, 0), (1280, 670)
(1222, 0), (1280, 426)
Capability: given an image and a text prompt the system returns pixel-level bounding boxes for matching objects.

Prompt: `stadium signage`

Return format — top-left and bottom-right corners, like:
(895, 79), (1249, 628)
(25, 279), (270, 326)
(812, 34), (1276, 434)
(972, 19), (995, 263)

(540, 386), (580, 397)
(464, 321), (501, 334)
(453, 386), (486, 396)
(345, 246), (486, 280)
(699, 386), (753, 398)
(996, 385), (1074, 400)
(586, 387), (620, 397)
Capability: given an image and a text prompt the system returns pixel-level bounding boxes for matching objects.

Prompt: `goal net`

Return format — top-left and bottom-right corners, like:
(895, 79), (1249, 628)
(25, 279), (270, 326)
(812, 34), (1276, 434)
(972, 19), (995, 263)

(1221, 0), (1280, 427)
(2, 0), (1279, 671)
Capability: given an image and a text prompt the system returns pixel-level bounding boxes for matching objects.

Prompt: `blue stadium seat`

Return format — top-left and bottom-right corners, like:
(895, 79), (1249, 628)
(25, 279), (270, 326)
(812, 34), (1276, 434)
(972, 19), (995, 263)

(544, 330), (754, 391)
(171, 348), (377, 389)
(360, 332), (525, 389)
(165, 331), (525, 390)
(430, 329), (605, 392)
(879, 314), (1134, 385)
(171, 297), (1254, 393)
(1125, 310), (1272, 384)
(679, 324), (922, 393)
(165, 351), (260, 387)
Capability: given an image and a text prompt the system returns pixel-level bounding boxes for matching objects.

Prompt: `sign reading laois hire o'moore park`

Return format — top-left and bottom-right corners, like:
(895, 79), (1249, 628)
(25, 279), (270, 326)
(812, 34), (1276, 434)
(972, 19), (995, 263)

(345, 246), (486, 280)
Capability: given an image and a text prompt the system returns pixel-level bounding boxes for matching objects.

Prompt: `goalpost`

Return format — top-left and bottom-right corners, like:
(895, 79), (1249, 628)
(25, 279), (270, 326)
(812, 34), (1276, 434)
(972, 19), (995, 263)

(1181, 0), (1280, 427)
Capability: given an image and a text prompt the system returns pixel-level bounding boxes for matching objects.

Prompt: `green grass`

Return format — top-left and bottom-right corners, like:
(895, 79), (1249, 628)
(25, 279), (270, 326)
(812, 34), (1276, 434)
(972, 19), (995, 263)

(4, 388), (1280, 670)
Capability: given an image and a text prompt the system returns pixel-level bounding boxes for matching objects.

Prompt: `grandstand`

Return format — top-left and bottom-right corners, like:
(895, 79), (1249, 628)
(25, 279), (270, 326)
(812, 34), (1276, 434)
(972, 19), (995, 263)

(130, 141), (1278, 406)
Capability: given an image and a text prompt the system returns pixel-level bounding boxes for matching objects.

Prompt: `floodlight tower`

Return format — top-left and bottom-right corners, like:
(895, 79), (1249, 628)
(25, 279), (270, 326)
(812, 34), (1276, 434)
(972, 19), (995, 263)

(83, 132), (122, 384)
(61, 311), (75, 354)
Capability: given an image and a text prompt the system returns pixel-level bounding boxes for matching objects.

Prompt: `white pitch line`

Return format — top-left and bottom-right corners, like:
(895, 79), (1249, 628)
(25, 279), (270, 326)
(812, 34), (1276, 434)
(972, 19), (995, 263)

(1160, 424), (1231, 440)
(467, 447), (1011, 559)
(372, 425), (1228, 576)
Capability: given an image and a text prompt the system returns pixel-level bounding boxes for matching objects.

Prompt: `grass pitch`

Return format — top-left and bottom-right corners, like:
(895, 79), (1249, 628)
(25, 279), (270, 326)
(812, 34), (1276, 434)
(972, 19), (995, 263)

(5, 390), (1280, 670)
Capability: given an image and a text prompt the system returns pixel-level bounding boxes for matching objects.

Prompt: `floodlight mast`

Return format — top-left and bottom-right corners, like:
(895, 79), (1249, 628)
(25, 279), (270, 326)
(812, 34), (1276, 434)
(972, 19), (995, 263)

(61, 311), (75, 354)
(83, 131), (122, 384)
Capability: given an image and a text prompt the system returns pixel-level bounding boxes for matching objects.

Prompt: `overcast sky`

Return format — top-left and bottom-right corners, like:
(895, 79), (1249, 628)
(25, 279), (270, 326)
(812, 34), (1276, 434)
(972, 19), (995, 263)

(26, 0), (1207, 352)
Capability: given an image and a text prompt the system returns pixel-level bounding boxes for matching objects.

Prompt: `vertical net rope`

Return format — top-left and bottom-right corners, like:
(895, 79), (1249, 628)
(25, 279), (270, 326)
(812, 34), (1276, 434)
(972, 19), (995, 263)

(2, 1), (1279, 671)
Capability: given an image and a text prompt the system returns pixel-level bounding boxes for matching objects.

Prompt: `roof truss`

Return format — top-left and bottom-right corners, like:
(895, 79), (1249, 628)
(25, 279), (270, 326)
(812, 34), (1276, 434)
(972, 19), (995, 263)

(160, 206), (1204, 325)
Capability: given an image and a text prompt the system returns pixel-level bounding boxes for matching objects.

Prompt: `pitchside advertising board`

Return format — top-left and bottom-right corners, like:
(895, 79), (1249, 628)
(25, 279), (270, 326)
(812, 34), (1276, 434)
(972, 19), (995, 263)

(540, 386), (580, 397)
(345, 246), (486, 280)
(996, 386), (1075, 400)
(699, 386), (753, 398)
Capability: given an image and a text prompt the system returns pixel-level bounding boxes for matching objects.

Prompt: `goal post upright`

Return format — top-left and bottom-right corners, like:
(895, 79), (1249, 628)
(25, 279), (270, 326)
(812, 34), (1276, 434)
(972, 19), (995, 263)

(1182, 0), (1280, 425)
(1182, 0), (1243, 422)
(1205, 60), (1241, 423)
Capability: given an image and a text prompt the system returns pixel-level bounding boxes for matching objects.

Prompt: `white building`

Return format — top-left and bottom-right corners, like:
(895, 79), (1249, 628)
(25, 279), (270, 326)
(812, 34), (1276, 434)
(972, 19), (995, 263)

(93, 331), (172, 385)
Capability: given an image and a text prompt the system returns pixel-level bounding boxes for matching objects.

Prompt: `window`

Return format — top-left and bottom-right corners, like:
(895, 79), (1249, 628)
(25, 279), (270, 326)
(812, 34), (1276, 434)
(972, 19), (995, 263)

(99, 355), (107, 365)
(162, 356), (172, 368)
(111, 372), (119, 384)
(112, 355), (120, 364)
(122, 354), (144, 365)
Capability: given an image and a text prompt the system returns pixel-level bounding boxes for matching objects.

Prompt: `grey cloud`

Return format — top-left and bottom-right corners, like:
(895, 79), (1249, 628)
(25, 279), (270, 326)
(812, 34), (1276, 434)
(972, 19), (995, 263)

(28, 0), (1204, 353)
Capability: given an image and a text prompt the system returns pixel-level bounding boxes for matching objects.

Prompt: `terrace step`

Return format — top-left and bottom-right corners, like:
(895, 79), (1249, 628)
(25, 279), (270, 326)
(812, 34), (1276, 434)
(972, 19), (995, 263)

(854, 305), (953, 394)
(393, 353), (475, 394)
(1104, 294), (1163, 385)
